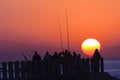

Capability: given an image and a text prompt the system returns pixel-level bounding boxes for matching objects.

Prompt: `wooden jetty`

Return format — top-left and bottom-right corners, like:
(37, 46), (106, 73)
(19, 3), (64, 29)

(0, 49), (108, 80)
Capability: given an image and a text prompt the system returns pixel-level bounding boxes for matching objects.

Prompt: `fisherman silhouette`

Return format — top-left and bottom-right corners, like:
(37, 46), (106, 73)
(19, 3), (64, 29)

(72, 52), (78, 73)
(43, 51), (52, 62)
(93, 49), (101, 58)
(92, 49), (101, 73)
(32, 51), (41, 61)
(73, 52), (77, 60)
(76, 54), (82, 72)
(52, 52), (58, 60)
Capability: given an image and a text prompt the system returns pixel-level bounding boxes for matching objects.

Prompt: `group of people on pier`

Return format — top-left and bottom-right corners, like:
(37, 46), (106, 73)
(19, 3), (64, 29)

(32, 49), (104, 75)
(0, 49), (104, 80)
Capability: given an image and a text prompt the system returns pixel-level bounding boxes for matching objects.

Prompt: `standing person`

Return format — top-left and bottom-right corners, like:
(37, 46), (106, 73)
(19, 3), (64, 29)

(92, 49), (101, 73)
(32, 51), (41, 79)
(32, 51), (41, 61)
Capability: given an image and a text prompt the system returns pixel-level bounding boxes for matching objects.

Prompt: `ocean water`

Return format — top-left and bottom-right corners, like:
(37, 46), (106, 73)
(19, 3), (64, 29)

(104, 59), (120, 79)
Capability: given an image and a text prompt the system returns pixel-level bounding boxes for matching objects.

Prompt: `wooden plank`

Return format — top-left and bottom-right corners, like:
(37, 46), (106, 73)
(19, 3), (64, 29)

(14, 61), (20, 80)
(100, 58), (104, 73)
(26, 61), (32, 80)
(20, 61), (26, 80)
(8, 62), (14, 79)
(2, 62), (7, 80)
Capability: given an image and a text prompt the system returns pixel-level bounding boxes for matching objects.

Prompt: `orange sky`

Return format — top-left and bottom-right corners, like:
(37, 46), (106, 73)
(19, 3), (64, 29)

(0, 0), (120, 61)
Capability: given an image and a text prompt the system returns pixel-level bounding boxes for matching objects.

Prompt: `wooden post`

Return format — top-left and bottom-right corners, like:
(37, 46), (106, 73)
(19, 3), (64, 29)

(20, 61), (26, 80)
(100, 58), (104, 73)
(93, 58), (99, 73)
(33, 61), (39, 80)
(0, 64), (2, 79)
(26, 61), (32, 80)
(86, 58), (90, 73)
(41, 61), (46, 80)
(2, 62), (7, 80)
(14, 61), (20, 80)
(81, 58), (85, 72)
(92, 49), (101, 73)
(38, 61), (42, 80)
(8, 62), (14, 79)
(91, 58), (94, 73)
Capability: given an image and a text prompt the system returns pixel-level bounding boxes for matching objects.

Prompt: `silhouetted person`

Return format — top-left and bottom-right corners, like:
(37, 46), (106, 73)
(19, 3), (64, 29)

(85, 58), (90, 72)
(73, 52), (77, 60)
(93, 49), (104, 73)
(76, 54), (82, 72)
(64, 49), (72, 59)
(52, 52), (58, 60)
(93, 49), (101, 58)
(43, 51), (52, 79)
(52, 52), (61, 79)
(32, 51), (41, 61)
(32, 51), (41, 77)
(43, 51), (51, 62)
(72, 52), (77, 73)
(62, 50), (73, 77)
(92, 49), (101, 73)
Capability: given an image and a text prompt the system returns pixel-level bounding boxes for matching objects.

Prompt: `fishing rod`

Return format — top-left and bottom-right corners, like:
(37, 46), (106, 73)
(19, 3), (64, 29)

(22, 53), (28, 61)
(66, 9), (70, 51)
(57, 15), (64, 51)
(20, 49), (32, 61)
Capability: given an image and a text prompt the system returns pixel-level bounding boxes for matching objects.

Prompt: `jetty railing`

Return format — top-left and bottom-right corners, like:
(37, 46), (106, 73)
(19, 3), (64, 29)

(0, 57), (104, 80)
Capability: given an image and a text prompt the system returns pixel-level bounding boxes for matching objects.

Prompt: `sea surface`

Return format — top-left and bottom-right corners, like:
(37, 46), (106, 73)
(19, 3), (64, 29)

(104, 59), (120, 79)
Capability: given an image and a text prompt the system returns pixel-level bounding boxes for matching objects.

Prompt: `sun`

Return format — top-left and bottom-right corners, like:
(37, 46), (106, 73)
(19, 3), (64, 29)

(81, 38), (101, 56)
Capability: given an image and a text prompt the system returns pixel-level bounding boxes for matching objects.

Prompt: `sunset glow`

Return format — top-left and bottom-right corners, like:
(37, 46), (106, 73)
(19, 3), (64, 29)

(0, 0), (120, 61)
(81, 38), (101, 56)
